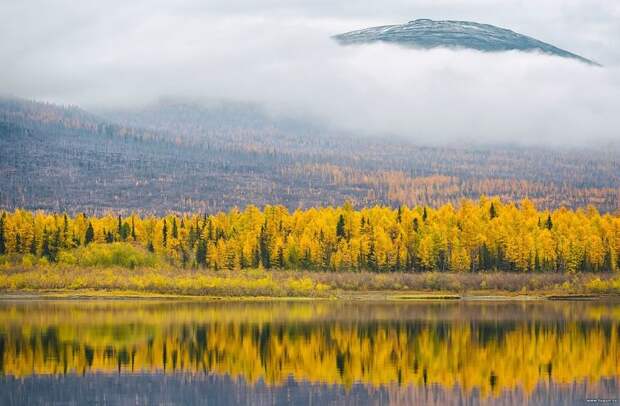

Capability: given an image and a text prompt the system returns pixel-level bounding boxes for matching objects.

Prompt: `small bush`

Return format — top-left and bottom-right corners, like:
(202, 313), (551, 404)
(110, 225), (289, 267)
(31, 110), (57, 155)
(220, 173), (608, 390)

(69, 243), (159, 269)
(57, 252), (77, 265)
(21, 254), (36, 269)
(585, 277), (618, 294)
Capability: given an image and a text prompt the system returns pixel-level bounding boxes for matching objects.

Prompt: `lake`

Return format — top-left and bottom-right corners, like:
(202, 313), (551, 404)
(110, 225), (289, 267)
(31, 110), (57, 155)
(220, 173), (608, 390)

(0, 299), (619, 405)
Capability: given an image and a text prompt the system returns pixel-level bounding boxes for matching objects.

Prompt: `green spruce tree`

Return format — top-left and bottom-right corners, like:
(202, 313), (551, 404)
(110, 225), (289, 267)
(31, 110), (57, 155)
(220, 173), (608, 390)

(131, 217), (137, 241)
(546, 215), (553, 230)
(336, 214), (346, 240)
(162, 220), (168, 248)
(84, 222), (95, 245)
(0, 214), (5, 255)
(172, 218), (178, 239)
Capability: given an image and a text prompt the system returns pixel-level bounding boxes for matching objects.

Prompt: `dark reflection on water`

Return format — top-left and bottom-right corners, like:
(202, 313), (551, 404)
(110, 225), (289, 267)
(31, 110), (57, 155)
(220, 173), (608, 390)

(0, 300), (619, 405)
(1, 374), (618, 406)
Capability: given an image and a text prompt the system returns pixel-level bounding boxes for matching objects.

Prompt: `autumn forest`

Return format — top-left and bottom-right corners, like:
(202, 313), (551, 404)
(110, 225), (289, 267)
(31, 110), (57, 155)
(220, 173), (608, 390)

(4, 2), (620, 404)
(1, 198), (618, 274)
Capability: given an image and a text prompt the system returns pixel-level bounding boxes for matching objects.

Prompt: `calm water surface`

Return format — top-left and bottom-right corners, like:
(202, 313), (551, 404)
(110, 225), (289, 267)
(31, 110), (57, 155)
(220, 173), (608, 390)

(0, 299), (619, 405)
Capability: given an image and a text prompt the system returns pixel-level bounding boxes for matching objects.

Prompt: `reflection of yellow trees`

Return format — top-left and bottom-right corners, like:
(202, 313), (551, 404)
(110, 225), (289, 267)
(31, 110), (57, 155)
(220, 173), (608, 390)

(1, 303), (619, 398)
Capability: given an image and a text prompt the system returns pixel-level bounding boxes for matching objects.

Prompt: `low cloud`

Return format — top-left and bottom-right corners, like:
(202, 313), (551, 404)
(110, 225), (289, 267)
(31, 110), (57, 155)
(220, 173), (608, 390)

(1, 0), (619, 146)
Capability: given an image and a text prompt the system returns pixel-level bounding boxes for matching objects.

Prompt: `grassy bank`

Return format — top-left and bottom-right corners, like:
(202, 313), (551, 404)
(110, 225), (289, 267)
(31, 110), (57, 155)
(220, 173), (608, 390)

(2, 265), (620, 298)
(1, 240), (618, 298)
(0, 267), (331, 298)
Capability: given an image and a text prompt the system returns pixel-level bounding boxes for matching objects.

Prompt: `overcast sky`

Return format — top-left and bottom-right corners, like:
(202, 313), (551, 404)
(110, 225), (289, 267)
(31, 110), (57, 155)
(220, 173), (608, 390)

(1, 0), (619, 145)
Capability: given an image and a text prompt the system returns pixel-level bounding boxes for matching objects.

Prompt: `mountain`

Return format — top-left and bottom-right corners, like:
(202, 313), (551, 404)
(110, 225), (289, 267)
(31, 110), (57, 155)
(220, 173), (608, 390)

(1, 97), (619, 213)
(333, 19), (598, 65)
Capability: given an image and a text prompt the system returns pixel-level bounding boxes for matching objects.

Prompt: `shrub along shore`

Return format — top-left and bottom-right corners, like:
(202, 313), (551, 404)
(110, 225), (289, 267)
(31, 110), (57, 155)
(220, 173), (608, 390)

(1, 244), (619, 298)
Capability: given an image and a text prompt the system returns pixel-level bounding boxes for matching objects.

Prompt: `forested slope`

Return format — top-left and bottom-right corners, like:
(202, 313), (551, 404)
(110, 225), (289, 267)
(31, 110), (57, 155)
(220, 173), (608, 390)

(1, 97), (619, 213)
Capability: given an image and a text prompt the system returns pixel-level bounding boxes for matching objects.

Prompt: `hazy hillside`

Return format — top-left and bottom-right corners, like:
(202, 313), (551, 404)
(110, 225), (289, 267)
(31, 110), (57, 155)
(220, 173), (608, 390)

(1, 97), (618, 213)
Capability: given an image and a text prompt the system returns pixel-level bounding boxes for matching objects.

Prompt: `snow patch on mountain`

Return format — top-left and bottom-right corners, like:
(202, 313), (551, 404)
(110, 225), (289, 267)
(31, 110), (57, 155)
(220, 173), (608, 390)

(333, 19), (598, 66)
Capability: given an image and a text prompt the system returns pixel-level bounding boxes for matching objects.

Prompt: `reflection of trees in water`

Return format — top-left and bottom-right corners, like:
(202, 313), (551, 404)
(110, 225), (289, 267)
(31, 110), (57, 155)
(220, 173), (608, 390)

(1, 309), (619, 398)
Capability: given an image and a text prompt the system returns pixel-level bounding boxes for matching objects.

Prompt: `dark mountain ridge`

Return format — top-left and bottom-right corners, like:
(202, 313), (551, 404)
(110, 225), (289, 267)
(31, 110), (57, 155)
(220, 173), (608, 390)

(334, 19), (598, 65)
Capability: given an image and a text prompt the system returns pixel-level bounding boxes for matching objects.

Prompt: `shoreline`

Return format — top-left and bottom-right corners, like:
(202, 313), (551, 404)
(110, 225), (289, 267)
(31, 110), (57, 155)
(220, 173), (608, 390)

(0, 289), (614, 302)
(3, 267), (620, 299)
